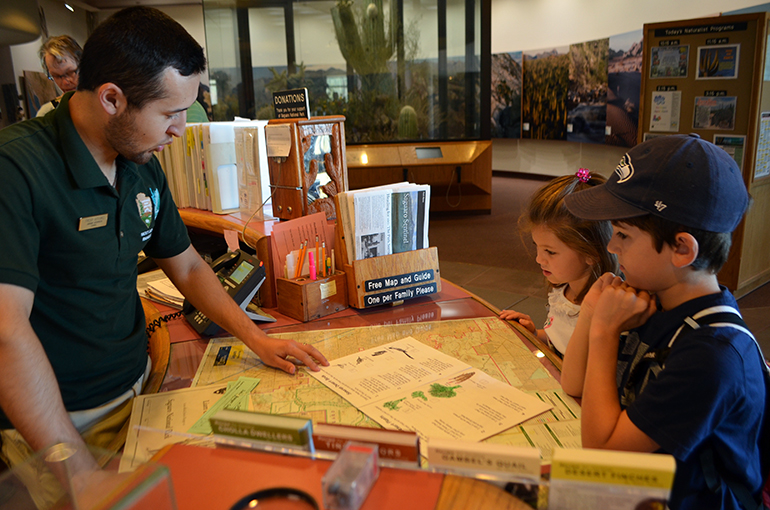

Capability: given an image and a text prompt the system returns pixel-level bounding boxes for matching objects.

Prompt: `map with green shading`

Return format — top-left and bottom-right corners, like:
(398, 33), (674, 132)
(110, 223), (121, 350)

(192, 317), (581, 460)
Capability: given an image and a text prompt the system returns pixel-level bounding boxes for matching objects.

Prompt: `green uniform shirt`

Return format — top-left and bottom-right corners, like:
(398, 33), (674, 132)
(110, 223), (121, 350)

(0, 93), (191, 429)
(185, 100), (209, 123)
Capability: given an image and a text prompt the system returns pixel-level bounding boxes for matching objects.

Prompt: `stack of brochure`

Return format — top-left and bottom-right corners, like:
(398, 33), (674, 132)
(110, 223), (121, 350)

(156, 120), (270, 215)
(234, 122), (270, 219)
(337, 183), (431, 263)
(138, 269), (184, 309)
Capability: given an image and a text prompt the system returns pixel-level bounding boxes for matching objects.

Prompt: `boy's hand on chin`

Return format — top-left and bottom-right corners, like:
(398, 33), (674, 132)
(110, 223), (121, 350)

(592, 284), (656, 337)
(582, 272), (623, 317)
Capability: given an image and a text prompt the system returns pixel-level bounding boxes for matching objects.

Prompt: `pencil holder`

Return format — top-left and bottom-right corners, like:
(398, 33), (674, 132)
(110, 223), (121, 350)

(276, 272), (348, 322)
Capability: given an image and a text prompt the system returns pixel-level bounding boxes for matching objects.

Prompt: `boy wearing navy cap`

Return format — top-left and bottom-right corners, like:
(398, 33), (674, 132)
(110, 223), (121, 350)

(561, 134), (768, 510)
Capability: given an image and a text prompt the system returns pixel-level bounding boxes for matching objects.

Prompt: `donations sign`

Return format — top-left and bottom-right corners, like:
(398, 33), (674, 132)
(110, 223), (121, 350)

(273, 88), (310, 119)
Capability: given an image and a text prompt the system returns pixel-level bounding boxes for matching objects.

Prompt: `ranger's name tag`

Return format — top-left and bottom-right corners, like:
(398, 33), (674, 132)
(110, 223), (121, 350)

(78, 214), (109, 231)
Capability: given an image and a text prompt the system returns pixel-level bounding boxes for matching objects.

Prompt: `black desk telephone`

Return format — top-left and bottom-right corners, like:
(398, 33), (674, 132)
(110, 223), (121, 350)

(182, 249), (267, 336)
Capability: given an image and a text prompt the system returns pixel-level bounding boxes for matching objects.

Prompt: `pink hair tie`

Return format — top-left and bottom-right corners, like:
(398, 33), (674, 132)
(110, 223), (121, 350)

(576, 168), (591, 183)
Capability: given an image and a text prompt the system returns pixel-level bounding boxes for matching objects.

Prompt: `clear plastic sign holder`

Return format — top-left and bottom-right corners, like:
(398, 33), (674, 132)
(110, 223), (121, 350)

(0, 442), (175, 510)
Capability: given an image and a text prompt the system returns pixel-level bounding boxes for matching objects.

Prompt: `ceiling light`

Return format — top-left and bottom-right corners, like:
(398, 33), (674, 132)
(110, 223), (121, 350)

(64, 3), (74, 12)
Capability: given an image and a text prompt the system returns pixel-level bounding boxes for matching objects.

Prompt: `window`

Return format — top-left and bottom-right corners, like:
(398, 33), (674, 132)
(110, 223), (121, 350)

(203, 0), (490, 143)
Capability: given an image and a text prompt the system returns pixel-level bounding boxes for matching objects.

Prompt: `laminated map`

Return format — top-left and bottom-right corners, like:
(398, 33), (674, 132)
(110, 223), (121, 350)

(192, 317), (581, 461)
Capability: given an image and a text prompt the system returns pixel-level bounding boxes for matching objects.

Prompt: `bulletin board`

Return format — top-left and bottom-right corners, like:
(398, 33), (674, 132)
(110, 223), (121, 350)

(639, 12), (770, 296)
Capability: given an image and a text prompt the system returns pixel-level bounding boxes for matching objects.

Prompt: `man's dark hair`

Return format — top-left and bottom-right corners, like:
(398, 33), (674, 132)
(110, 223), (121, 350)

(614, 215), (732, 274)
(77, 6), (206, 109)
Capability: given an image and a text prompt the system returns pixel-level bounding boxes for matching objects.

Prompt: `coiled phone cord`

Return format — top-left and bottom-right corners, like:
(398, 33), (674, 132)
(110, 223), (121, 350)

(145, 310), (184, 337)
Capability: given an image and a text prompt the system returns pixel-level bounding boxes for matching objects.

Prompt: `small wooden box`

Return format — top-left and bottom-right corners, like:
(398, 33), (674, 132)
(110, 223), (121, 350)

(343, 248), (441, 309)
(276, 272), (348, 322)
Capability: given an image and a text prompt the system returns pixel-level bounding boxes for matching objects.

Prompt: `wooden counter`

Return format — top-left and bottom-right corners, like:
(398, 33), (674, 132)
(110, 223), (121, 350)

(346, 141), (493, 213)
(151, 443), (532, 510)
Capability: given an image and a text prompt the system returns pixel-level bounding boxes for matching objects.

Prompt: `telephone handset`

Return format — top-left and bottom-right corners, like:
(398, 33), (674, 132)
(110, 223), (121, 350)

(183, 249), (266, 336)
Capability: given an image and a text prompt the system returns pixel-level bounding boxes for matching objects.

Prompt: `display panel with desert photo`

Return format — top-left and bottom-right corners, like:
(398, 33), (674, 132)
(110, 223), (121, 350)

(696, 44), (739, 80)
(693, 96), (737, 130)
(491, 51), (522, 139)
(522, 46), (569, 140)
(607, 30), (643, 147)
(22, 71), (58, 119)
(566, 38), (608, 144)
(649, 44), (689, 78)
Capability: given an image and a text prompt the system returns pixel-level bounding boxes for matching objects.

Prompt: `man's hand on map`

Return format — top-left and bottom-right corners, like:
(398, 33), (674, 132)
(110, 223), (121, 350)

(250, 336), (329, 375)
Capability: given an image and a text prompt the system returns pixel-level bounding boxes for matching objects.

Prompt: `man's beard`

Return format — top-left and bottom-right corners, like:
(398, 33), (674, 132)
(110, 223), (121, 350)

(104, 110), (154, 165)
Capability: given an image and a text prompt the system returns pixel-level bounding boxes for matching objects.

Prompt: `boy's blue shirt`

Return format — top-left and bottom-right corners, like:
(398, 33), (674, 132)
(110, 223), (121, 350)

(618, 287), (765, 510)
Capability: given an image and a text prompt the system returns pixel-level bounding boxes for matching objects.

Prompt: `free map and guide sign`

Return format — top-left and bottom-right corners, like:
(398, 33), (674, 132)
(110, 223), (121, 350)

(363, 269), (437, 307)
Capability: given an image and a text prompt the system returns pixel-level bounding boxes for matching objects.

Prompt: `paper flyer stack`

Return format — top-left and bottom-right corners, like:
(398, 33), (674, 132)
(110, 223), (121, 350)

(336, 183), (430, 263)
(156, 120), (270, 215)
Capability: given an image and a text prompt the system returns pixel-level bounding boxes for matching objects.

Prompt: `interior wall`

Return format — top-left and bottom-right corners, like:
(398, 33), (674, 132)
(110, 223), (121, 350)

(491, 0), (764, 54)
(0, 45), (17, 128)
(490, 0), (769, 175)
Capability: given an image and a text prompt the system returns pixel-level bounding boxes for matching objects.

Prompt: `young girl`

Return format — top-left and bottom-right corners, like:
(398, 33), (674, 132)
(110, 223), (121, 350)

(500, 169), (618, 357)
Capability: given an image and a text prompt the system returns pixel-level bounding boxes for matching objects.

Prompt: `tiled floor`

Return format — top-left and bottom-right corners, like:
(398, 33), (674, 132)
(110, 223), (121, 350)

(440, 259), (770, 360)
(440, 261), (548, 321)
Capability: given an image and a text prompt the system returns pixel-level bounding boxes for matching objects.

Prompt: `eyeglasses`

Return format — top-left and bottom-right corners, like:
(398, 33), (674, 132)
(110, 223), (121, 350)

(48, 68), (79, 83)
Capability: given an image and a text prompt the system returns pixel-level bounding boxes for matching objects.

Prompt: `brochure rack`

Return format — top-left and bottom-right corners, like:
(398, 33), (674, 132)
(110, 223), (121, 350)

(334, 195), (441, 309)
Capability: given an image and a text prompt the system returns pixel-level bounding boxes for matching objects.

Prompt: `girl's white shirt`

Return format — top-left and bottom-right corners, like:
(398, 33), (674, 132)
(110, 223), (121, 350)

(543, 286), (580, 356)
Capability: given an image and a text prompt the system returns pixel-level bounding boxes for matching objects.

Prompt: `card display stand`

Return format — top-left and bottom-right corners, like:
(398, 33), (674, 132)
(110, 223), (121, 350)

(334, 195), (441, 309)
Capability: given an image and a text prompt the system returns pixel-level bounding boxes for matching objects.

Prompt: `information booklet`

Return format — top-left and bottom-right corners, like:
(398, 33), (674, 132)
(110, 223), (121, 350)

(548, 447), (676, 510)
(307, 337), (552, 442)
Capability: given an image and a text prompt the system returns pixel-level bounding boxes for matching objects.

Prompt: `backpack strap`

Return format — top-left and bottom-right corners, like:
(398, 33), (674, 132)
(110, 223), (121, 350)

(679, 305), (769, 510)
(673, 306), (766, 366)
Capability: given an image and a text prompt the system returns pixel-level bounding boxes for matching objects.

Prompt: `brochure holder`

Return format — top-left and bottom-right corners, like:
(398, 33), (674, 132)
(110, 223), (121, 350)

(334, 195), (441, 309)
(266, 116), (348, 221)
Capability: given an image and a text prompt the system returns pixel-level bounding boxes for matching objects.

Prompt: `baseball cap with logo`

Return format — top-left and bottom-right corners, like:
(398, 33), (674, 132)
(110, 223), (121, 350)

(564, 134), (749, 233)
